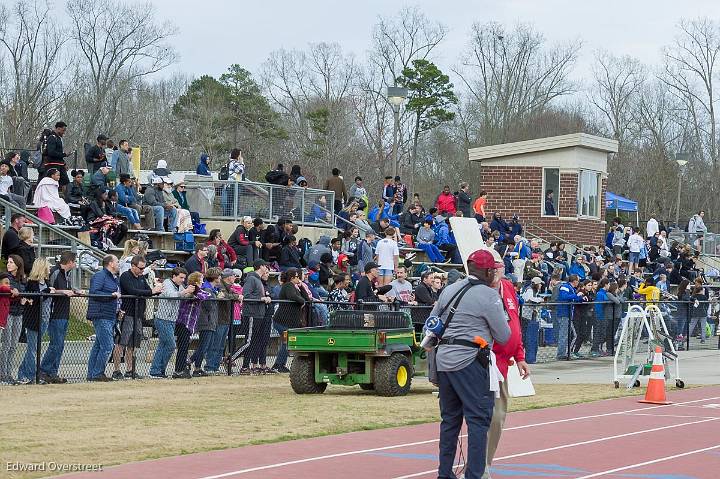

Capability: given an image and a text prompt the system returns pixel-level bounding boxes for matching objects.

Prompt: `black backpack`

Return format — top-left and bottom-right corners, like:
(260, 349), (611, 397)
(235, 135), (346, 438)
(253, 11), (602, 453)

(31, 128), (53, 169)
(298, 238), (312, 259)
(265, 169), (289, 185)
(219, 162), (230, 180)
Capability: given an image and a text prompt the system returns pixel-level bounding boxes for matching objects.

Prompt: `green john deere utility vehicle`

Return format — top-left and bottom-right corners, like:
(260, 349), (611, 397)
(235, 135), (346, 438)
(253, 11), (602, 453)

(285, 310), (427, 396)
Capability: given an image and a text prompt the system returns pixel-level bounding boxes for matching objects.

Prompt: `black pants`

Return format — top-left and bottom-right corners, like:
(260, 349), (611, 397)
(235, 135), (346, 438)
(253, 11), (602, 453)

(333, 199), (343, 214)
(572, 314), (592, 354)
(174, 323), (191, 372)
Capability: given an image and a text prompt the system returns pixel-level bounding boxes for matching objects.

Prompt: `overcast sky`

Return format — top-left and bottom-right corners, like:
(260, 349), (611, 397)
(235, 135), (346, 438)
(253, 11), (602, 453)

(148, 0), (720, 84)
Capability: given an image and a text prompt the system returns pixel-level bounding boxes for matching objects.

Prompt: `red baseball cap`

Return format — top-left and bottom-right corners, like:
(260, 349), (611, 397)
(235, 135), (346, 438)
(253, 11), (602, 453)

(468, 249), (504, 269)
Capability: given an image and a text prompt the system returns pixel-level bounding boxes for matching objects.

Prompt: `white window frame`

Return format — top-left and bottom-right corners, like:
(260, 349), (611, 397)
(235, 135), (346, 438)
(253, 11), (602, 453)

(577, 170), (601, 219)
(541, 167), (560, 217)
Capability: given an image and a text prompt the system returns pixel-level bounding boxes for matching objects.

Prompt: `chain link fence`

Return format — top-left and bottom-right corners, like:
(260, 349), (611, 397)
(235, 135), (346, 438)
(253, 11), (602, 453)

(0, 294), (717, 386)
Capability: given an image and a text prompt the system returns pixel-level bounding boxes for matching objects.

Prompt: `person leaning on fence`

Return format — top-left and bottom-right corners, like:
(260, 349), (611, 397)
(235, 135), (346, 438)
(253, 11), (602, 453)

(173, 272), (210, 379)
(189, 267), (222, 377)
(205, 269), (243, 375)
(39, 251), (77, 384)
(271, 268), (310, 372)
(555, 274), (585, 361)
(0, 255), (26, 385)
(149, 267), (191, 379)
(248, 266), (277, 373)
(17, 258), (56, 384)
(239, 260), (272, 375)
(429, 249), (510, 479)
(86, 255), (121, 382)
(111, 255), (163, 380)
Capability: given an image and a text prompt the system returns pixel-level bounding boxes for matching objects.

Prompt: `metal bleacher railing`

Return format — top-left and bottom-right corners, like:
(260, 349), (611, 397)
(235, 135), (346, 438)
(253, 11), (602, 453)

(183, 178), (335, 227)
(0, 196), (105, 287)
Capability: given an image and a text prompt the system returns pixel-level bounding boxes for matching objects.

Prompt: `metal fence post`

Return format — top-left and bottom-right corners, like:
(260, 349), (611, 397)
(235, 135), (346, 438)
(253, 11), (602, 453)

(233, 182), (239, 222)
(300, 189), (306, 226)
(35, 293), (43, 384)
(227, 317), (233, 376)
(38, 223), (43, 260)
(268, 186), (274, 219)
(611, 303), (616, 356)
(132, 296), (138, 379)
(686, 301), (691, 351)
(567, 307), (572, 360)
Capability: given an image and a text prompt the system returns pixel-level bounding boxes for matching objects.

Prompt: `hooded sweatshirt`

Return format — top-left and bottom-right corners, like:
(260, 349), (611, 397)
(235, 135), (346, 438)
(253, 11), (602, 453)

(305, 236), (331, 264)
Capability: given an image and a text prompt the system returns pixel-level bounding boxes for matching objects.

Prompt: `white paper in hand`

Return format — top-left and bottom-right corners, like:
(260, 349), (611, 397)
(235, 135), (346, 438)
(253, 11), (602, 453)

(507, 357), (536, 398)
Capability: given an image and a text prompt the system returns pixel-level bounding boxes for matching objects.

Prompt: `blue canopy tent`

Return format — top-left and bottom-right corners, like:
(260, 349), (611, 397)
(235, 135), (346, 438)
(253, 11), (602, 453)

(605, 191), (639, 225)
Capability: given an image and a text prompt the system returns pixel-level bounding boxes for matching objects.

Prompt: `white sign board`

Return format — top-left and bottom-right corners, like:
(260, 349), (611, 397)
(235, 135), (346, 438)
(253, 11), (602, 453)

(448, 217), (488, 273)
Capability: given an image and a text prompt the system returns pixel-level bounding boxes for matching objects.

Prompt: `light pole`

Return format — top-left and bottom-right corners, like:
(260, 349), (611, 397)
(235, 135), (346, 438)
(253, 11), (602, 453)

(675, 152), (688, 228)
(387, 86), (407, 179)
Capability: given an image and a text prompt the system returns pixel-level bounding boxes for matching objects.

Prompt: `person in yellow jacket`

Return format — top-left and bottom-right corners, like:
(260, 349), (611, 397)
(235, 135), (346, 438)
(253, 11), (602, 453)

(636, 277), (661, 305)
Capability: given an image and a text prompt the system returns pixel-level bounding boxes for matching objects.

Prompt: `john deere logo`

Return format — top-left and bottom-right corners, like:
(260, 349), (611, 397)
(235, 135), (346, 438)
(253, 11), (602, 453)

(327, 338), (336, 346)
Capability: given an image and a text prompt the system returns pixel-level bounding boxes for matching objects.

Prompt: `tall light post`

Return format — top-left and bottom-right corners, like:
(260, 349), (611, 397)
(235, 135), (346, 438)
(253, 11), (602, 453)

(675, 152), (689, 228)
(387, 86), (407, 179)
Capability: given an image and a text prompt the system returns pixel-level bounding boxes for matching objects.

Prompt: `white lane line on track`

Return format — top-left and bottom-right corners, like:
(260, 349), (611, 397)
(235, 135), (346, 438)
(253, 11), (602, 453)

(390, 418), (719, 479)
(573, 444), (720, 479)
(623, 412), (720, 419)
(193, 395), (720, 479)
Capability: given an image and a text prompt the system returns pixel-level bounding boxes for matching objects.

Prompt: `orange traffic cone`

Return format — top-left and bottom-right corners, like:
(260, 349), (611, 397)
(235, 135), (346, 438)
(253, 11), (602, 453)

(639, 346), (672, 405)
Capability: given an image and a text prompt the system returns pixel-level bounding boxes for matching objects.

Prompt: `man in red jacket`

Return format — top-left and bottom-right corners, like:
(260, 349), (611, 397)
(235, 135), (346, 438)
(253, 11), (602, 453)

(484, 248), (531, 478)
(435, 185), (457, 216)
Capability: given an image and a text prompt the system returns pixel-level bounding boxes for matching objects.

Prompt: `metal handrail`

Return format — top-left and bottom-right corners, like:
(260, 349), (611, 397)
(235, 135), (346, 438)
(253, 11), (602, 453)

(183, 178), (336, 227)
(0, 196), (105, 285)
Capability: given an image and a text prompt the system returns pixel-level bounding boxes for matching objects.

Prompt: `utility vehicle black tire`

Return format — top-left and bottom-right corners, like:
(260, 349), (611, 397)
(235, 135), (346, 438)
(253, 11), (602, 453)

(374, 353), (412, 397)
(289, 355), (327, 394)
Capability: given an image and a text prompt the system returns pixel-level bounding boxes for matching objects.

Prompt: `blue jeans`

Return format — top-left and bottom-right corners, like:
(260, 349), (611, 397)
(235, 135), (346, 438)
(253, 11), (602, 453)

(18, 320), (48, 381)
(438, 360), (494, 479)
(205, 324), (230, 371)
(149, 319), (176, 376)
(40, 319), (69, 377)
(555, 316), (572, 359)
(116, 204), (140, 224)
(190, 330), (213, 369)
(87, 319), (115, 379)
(166, 207), (178, 231)
(417, 243), (445, 263)
(272, 322), (289, 368)
(150, 205), (164, 231)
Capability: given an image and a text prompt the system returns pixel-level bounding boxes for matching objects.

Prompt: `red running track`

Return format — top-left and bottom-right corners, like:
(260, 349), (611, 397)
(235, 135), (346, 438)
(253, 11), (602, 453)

(59, 385), (720, 479)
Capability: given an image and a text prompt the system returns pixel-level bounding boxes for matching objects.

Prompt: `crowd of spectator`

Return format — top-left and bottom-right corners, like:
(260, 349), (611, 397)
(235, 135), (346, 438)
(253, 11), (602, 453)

(0, 121), (717, 386)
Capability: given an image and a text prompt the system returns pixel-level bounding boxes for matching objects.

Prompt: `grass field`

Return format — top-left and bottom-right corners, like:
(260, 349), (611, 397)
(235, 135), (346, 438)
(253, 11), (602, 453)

(2, 376), (643, 479)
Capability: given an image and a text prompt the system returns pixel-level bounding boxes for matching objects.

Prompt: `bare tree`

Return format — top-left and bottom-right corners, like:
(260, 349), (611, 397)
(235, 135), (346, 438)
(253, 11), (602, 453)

(66, 0), (177, 141)
(589, 51), (645, 143)
(660, 18), (720, 217)
(0, 0), (65, 148)
(456, 22), (580, 145)
(362, 7), (447, 184)
(262, 42), (360, 177)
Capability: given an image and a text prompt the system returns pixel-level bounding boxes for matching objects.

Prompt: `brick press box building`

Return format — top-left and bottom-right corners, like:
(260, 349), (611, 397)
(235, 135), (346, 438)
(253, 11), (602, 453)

(468, 133), (619, 245)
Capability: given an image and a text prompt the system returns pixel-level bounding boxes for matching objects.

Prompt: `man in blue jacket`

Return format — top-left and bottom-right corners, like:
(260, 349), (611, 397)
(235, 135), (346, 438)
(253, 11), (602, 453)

(568, 255), (587, 280)
(87, 255), (121, 381)
(555, 274), (585, 360)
